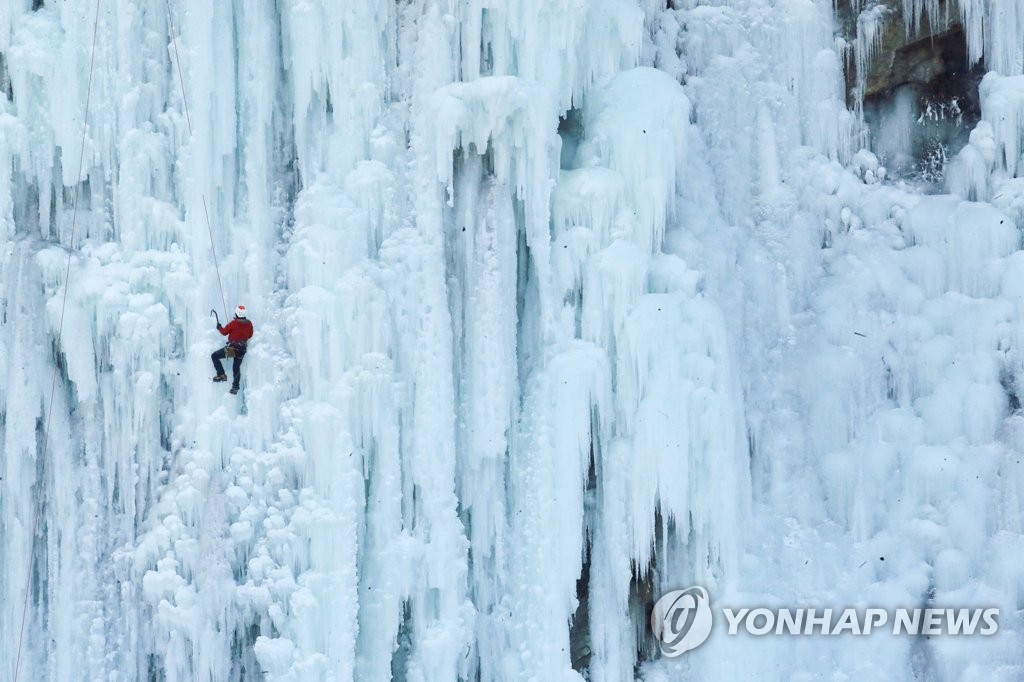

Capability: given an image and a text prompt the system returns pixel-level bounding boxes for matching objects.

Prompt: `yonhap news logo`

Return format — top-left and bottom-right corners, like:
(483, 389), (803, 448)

(651, 587), (999, 656)
(651, 587), (714, 656)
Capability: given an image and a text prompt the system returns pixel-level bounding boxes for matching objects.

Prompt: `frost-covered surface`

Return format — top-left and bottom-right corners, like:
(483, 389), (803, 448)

(0, 0), (1023, 681)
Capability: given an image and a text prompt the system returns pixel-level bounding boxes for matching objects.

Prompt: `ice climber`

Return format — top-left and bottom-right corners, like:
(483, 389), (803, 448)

(212, 305), (254, 395)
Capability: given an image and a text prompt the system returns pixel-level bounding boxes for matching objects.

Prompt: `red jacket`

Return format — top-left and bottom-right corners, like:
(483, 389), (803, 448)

(220, 318), (254, 343)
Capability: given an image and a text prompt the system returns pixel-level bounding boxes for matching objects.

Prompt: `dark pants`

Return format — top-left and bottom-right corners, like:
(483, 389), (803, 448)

(212, 347), (245, 389)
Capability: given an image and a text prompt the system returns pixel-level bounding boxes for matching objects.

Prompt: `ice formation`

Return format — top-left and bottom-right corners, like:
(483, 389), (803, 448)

(0, 0), (1023, 680)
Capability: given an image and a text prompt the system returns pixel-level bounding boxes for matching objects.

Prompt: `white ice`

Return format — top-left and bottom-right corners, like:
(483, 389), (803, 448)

(0, 1), (1023, 681)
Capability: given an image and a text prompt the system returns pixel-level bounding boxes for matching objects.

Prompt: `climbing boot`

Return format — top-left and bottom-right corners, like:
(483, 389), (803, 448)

(229, 386), (239, 395)
(212, 373), (227, 382)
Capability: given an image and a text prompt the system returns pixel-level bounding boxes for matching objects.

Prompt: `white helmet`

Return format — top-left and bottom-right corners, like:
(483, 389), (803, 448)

(235, 305), (247, 318)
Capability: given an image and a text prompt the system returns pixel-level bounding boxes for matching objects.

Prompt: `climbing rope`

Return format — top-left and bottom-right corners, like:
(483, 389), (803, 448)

(13, 0), (103, 678)
(14, 4), (229, 677)
(164, 0), (228, 320)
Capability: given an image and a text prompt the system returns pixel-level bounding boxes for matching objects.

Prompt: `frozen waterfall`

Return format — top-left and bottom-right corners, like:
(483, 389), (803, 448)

(1, 0), (1023, 680)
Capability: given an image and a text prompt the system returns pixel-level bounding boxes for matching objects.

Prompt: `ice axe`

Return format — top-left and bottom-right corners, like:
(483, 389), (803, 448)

(210, 309), (221, 327)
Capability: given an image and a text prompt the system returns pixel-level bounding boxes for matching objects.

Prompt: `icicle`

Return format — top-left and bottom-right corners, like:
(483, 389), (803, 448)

(946, 121), (996, 201)
(578, 67), (689, 254)
(853, 5), (893, 102)
(979, 73), (1024, 177)
(956, 0), (1024, 75)
(900, 0), (951, 40)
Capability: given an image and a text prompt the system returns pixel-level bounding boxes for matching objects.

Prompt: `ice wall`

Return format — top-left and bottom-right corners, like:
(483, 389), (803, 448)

(0, 0), (1023, 681)
(0, 1), (734, 679)
(676, 2), (1024, 678)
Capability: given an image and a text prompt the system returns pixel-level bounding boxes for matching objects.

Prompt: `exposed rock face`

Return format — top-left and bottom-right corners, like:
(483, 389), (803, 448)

(836, 0), (985, 179)
(873, 26), (965, 96)
(837, 0), (964, 99)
